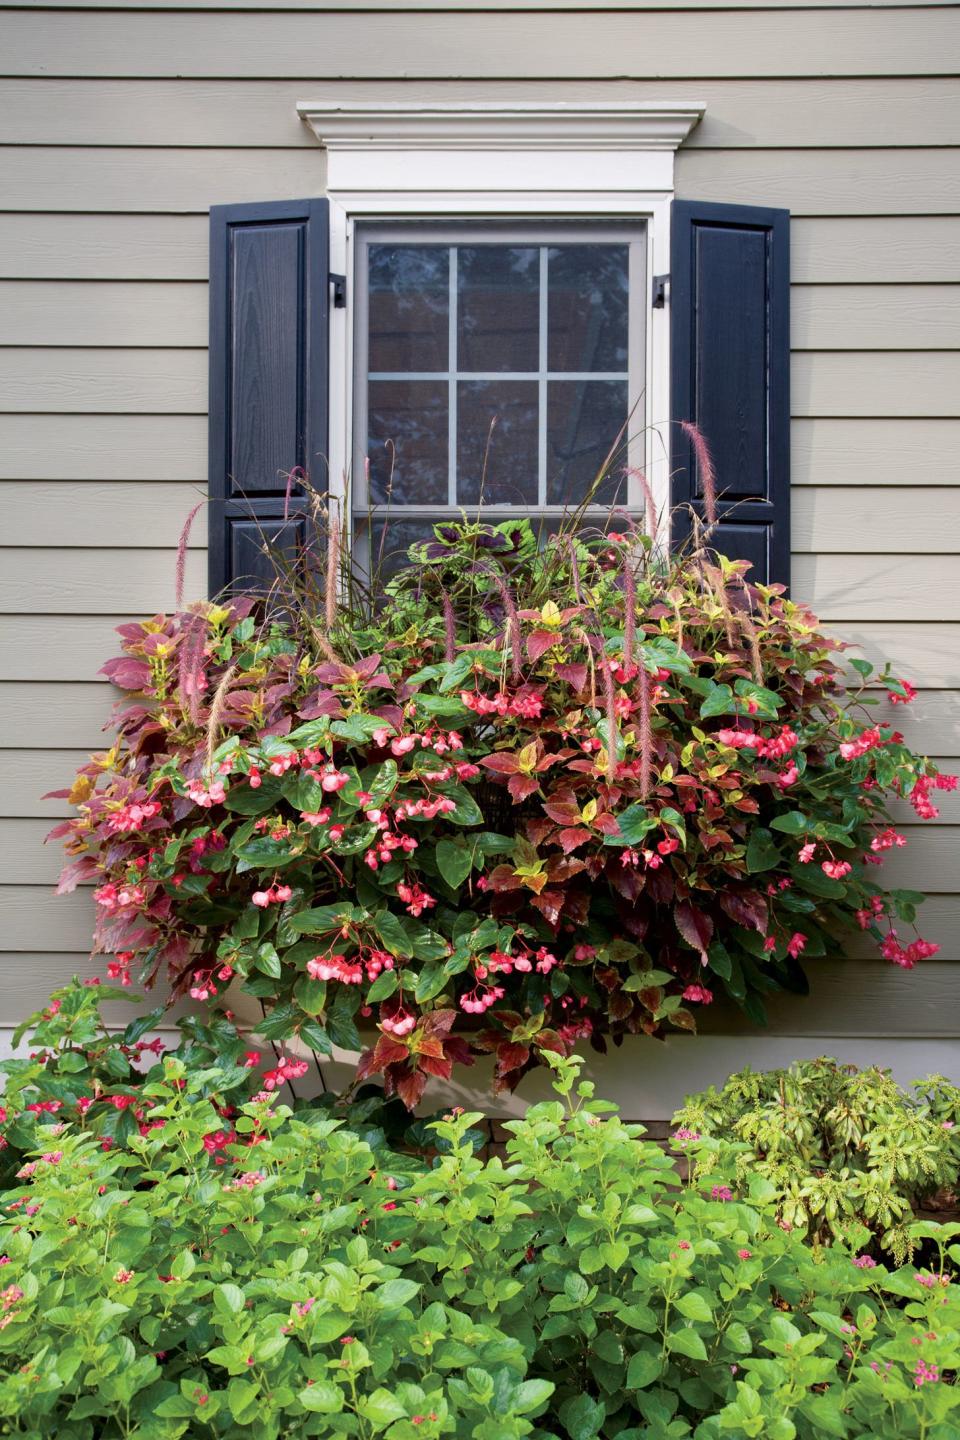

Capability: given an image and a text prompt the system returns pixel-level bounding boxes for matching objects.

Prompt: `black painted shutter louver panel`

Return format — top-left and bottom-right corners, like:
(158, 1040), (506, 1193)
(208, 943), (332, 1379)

(208, 198), (330, 595)
(670, 199), (790, 587)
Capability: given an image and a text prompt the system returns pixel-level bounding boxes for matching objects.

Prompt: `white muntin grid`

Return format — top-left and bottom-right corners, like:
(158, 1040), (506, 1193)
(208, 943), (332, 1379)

(352, 222), (647, 535)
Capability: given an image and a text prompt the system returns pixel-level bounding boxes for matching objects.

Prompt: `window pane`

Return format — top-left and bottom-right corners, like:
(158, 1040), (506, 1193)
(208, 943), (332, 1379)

(458, 246), (539, 372)
(457, 380), (538, 506)
(546, 380), (629, 506)
(358, 516), (437, 581)
(368, 380), (448, 505)
(548, 245), (629, 373)
(368, 245), (449, 372)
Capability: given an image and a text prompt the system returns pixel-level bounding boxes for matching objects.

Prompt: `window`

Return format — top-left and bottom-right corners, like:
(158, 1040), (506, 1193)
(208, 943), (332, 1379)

(352, 222), (646, 563)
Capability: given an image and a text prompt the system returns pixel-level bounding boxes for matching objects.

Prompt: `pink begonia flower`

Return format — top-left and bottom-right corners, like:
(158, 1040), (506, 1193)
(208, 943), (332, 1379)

(890, 679), (917, 705)
(822, 859), (852, 879)
(798, 843), (816, 863)
(787, 932), (807, 960)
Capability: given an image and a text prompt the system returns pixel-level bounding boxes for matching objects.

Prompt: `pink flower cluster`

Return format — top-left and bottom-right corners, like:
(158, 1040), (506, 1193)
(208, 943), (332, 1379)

(909, 769), (957, 820)
(186, 778), (226, 808)
(261, 1057), (309, 1091)
(715, 725), (798, 760)
(880, 931), (940, 969)
(106, 800), (161, 834)
(94, 882), (145, 914)
(307, 950), (394, 986)
(839, 728), (882, 762)
(461, 687), (543, 719)
(914, 1359), (940, 1387)
(252, 883), (292, 909)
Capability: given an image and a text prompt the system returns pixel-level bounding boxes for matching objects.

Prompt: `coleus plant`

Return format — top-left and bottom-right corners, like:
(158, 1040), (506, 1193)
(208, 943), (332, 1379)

(47, 514), (954, 1106)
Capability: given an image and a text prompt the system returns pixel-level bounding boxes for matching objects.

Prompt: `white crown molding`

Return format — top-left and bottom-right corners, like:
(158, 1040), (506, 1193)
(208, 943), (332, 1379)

(296, 100), (705, 153)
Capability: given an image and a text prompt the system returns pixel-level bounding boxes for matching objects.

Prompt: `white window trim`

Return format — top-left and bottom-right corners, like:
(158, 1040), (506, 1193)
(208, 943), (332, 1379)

(295, 100), (704, 532)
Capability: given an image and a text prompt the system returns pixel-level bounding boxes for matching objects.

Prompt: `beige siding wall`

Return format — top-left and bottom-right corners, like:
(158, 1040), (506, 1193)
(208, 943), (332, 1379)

(1, 1), (958, 1105)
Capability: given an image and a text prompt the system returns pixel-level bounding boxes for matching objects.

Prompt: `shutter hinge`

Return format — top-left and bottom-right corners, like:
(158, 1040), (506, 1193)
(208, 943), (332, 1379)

(329, 272), (347, 309)
(652, 274), (669, 309)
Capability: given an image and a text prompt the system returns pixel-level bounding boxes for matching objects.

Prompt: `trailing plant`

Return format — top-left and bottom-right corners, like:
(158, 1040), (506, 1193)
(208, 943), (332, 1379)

(673, 1057), (960, 1265)
(47, 512), (953, 1103)
(2, 1046), (960, 1439)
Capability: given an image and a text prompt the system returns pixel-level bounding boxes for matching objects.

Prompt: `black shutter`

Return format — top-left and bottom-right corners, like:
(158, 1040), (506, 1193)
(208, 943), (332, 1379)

(208, 198), (330, 594)
(670, 199), (790, 586)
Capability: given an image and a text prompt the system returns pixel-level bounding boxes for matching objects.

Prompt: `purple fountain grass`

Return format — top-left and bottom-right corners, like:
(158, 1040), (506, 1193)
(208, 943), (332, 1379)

(282, 466), (306, 522)
(492, 574), (523, 684)
(602, 657), (618, 783)
(177, 617), (206, 727)
(441, 591), (457, 664)
(205, 663), (237, 776)
(623, 561), (637, 671)
(325, 523), (340, 637)
(680, 421), (718, 528)
(174, 501), (204, 612)
(637, 663), (652, 800)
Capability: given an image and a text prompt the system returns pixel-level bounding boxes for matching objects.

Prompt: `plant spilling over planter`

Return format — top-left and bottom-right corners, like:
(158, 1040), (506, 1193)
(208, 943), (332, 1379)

(675, 1057), (960, 1264)
(49, 516), (953, 1104)
(2, 1046), (960, 1439)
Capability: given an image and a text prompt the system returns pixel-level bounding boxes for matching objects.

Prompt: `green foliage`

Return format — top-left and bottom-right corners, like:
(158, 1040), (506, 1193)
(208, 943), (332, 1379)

(2, 1049), (960, 1438)
(674, 1057), (960, 1263)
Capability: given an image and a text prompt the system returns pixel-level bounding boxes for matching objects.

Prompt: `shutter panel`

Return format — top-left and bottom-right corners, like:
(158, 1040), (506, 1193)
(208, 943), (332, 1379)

(208, 198), (330, 594)
(670, 199), (790, 586)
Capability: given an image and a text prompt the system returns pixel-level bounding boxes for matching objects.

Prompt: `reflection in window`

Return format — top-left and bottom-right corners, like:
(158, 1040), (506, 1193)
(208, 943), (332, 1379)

(357, 228), (643, 558)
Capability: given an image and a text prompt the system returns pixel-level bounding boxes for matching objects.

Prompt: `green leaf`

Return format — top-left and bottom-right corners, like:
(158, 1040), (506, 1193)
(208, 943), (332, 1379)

(700, 683), (735, 719)
(626, 1350), (662, 1389)
(366, 969), (398, 1003)
(224, 780), (282, 815)
(668, 1327), (708, 1362)
(254, 942), (282, 979)
(606, 803), (657, 847)
(374, 1278), (420, 1310)
(674, 1290), (713, 1323)
(559, 1393), (606, 1440)
(849, 658), (874, 678)
(290, 905), (359, 937)
(298, 1020), (332, 1056)
(254, 1002), (300, 1042)
(745, 828), (781, 874)
(373, 909), (414, 959)
(769, 810), (809, 834)
(513, 1379), (554, 1415)
(435, 837), (475, 890)
(298, 1382), (344, 1414)
(358, 1389), (407, 1426)
(213, 1283), (245, 1316)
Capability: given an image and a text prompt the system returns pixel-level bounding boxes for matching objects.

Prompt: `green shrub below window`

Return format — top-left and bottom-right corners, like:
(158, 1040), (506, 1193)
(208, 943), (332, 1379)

(2, 1029), (959, 1439)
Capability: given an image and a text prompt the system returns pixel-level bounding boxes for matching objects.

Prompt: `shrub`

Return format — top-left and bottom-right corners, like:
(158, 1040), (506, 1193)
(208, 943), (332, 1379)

(674, 1057), (960, 1264)
(48, 516), (953, 1102)
(2, 1047), (960, 1439)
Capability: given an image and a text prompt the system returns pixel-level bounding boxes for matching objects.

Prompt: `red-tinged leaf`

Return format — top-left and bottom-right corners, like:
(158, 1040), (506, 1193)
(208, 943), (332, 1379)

(531, 887), (564, 928)
(534, 1028), (567, 1058)
(374, 1035), (411, 1068)
(443, 1036), (475, 1067)
(674, 900), (714, 955)
(421, 1008), (457, 1038)
(671, 1007), (698, 1032)
(719, 889), (769, 935)
(508, 774), (541, 803)
(733, 796), (761, 813)
(608, 991), (634, 1022)
(542, 794), (581, 826)
(557, 826), (592, 853)
(593, 812), (621, 835)
(418, 1052), (454, 1080)
(45, 821), (76, 842)
(55, 856), (98, 894)
(356, 1048), (383, 1081)
(479, 752), (520, 775)
(535, 750), (573, 772)
(546, 855), (587, 884)
(554, 662), (587, 691)
(396, 1066), (427, 1110)
(608, 862), (644, 902)
(489, 864), (523, 893)
(526, 629), (560, 663)
(496, 1042), (530, 1073)
(566, 758), (601, 776)
(99, 657), (153, 690)
(42, 788), (71, 801)
(638, 986), (663, 1011)
(415, 1036), (446, 1060)
(525, 816), (554, 846)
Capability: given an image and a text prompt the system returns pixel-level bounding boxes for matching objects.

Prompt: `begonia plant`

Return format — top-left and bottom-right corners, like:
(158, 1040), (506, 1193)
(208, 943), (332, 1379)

(47, 510), (954, 1105)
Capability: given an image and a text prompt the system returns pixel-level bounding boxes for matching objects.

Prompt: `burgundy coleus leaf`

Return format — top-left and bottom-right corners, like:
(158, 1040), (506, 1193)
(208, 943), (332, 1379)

(720, 888), (769, 934)
(546, 855), (587, 884)
(531, 888), (565, 928)
(557, 826), (592, 853)
(495, 1042), (530, 1075)
(298, 689), (344, 720)
(488, 864), (523, 893)
(508, 774), (541, 803)
(99, 657), (153, 691)
(418, 1052), (454, 1080)
(394, 1065), (428, 1110)
(674, 900), (714, 955)
(554, 662), (587, 691)
(55, 856), (98, 894)
(479, 752), (521, 776)
(526, 629), (561, 664)
(542, 793), (581, 826)
(533, 1028), (567, 1058)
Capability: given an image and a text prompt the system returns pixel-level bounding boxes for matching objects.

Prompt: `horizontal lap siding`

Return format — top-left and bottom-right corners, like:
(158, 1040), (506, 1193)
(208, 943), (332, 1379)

(1, 4), (957, 1105)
